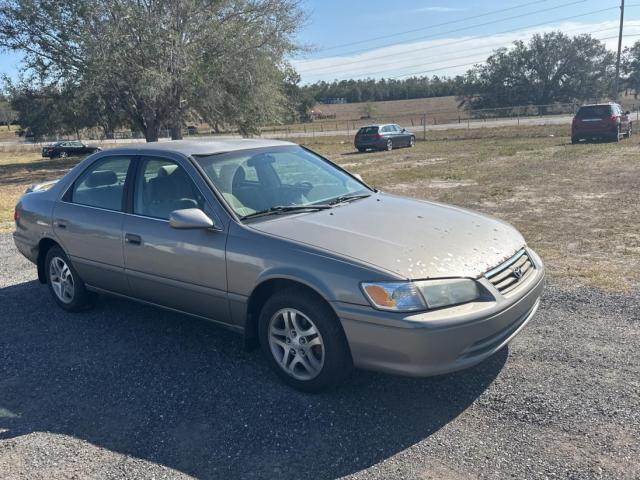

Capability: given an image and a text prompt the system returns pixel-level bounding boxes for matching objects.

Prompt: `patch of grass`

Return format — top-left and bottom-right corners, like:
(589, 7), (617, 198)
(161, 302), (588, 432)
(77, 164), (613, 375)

(0, 152), (82, 231)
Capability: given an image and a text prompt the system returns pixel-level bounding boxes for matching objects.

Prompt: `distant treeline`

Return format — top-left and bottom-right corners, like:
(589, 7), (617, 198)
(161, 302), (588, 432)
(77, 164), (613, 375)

(300, 76), (465, 104)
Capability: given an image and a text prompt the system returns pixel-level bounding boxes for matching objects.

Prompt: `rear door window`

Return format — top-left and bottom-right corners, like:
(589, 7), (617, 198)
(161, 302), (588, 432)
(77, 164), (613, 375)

(359, 127), (378, 135)
(71, 156), (132, 211)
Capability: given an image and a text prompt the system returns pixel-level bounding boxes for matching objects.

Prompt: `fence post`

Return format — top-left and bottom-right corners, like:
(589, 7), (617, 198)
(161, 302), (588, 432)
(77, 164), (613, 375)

(422, 114), (427, 141)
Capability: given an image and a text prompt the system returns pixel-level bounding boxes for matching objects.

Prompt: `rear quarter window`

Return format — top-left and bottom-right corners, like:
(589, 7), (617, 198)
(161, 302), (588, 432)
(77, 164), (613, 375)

(358, 127), (378, 135)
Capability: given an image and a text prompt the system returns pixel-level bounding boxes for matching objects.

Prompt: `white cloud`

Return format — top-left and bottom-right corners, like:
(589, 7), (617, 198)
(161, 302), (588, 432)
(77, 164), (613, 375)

(293, 20), (640, 84)
(416, 7), (467, 13)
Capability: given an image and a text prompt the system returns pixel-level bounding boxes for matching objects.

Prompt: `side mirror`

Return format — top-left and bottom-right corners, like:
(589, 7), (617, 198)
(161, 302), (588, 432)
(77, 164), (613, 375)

(401, 128), (407, 132)
(169, 208), (216, 230)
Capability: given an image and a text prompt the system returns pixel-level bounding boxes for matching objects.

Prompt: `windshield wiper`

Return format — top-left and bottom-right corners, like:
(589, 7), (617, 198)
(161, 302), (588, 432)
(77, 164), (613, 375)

(241, 204), (333, 220)
(328, 193), (371, 205)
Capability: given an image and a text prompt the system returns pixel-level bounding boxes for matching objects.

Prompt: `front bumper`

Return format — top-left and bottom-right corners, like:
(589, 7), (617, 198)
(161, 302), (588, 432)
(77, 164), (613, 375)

(333, 250), (545, 377)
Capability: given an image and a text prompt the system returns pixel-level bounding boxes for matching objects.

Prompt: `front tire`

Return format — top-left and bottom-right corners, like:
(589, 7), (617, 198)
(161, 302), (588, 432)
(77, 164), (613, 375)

(259, 289), (352, 392)
(409, 136), (416, 148)
(45, 246), (93, 312)
(59, 151), (68, 158)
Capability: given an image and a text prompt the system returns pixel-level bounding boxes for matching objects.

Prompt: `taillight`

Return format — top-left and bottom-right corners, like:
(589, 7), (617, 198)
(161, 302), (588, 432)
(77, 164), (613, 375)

(375, 133), (383, 139)
(610, 115), (618, 126)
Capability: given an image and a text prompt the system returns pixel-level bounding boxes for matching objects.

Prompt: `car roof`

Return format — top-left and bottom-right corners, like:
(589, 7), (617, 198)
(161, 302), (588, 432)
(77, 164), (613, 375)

(359, 124), (396, 128)
(102, 138), (297, 157)
(579, 103), (617, 107)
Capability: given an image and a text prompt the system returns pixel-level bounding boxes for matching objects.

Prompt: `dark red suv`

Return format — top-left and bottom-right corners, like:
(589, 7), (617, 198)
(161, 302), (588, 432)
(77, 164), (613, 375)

(571, 103), (632, 144)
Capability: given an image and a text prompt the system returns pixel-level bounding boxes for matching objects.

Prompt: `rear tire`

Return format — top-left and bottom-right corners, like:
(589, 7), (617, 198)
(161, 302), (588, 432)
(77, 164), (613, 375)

(45, 246), (93, 312)
(59, 151), (68, 158)
(571, 136), (579, 144)
(613, 126), (621, 142)
(386, 139), (393, 151)
(258, 289), (352, 393)
(357, 147), (366, 153)
(409, 136), (416, 148)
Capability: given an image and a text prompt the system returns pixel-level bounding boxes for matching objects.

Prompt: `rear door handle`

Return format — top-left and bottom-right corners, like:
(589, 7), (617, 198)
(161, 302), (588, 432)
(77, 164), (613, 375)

(125, 233), (142, 245)
(54, 220), (67, 229)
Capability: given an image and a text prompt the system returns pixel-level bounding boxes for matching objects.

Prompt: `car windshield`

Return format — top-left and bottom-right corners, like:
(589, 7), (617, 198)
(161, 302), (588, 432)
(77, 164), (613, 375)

(194, 146), (371, 219)
(577, 105), (612, 118)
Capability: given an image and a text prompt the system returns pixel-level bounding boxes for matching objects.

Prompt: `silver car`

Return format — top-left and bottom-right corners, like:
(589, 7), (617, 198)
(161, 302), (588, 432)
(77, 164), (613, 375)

(13, 139), (544, 392)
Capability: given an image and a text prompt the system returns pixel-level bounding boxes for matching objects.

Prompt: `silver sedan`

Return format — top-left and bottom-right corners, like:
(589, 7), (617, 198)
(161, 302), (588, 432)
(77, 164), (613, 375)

(13, 139), (544, 392)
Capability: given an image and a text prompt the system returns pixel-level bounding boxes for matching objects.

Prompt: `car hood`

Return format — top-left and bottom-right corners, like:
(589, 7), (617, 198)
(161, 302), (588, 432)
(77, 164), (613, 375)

(249, 193), (525, 279)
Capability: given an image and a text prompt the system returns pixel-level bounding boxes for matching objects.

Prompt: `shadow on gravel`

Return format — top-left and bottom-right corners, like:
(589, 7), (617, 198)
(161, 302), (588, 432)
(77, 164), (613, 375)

(0, 280), (506, 479)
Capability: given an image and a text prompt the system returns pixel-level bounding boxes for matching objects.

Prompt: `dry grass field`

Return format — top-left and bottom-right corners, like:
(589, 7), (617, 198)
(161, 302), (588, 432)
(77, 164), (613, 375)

(303, 124), (640, 292)
(1, 123), (638, 291)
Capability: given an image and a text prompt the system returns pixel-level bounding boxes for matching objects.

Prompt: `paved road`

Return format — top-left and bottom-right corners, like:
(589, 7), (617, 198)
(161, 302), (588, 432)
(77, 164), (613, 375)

(0, 115), (574, 148)
(0, 233), (638, 479)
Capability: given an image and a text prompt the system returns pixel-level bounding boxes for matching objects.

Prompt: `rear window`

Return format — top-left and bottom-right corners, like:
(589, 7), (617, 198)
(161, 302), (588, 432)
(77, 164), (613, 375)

(358, 127), (378, 135)
(577, 105), (612, 118)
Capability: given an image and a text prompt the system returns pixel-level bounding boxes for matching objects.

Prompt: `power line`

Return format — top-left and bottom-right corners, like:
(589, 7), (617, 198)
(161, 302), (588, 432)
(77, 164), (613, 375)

(387, 33), (640, 80)
(305, 24), (625, 81)
(297, 4), (629, 75)
(317, 0), (552, 53)
(297, 0), (587, 72)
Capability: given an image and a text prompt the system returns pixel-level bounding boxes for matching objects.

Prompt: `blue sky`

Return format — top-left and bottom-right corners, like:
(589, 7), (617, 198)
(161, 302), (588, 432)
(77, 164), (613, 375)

(2, 0), (640, 84)
(294, 0), (640, 83)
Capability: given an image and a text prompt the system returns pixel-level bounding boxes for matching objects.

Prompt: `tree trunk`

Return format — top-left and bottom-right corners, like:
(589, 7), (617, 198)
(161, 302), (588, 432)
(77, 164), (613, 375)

(144, 118), (160, 142)
(169, 119), (182, 140)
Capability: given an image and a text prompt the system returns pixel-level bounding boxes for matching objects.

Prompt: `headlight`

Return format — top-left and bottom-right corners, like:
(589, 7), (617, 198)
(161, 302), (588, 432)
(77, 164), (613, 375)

(361, 279), (479, 312)
(415, 278), (479, 309)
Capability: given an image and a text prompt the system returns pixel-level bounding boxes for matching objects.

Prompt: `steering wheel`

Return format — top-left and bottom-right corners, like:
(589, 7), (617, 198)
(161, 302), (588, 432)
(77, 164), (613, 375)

(293, 181), (313, 194)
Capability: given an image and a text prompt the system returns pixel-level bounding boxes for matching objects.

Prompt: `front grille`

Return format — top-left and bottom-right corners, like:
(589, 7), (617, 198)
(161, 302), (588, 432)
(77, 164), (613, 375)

(485, 249), (535, 295)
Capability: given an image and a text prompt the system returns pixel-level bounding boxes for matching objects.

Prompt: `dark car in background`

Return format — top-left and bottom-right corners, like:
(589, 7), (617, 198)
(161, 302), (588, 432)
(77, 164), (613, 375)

(355, 124), (415, 152)
(42, 141), (102, 159)
(571, 103), (632, 144)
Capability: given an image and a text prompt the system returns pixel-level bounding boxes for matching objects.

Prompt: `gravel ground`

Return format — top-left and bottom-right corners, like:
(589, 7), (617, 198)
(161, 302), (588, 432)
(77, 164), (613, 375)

(0, 232), (639, 480)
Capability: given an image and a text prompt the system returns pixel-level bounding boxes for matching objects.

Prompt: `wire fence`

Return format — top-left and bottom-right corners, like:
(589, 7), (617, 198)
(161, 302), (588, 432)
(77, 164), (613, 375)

(12, 100), (640, 145)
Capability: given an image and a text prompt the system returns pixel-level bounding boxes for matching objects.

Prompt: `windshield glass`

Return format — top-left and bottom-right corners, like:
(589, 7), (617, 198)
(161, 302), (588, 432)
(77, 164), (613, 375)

(194, 146), (370, 219)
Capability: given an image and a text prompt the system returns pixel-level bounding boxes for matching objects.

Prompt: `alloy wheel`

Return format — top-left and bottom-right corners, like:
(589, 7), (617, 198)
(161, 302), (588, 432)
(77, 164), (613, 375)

(49, 256), (75, 304)
(268, 308), (325, 381)
(386, 139), (393, 151)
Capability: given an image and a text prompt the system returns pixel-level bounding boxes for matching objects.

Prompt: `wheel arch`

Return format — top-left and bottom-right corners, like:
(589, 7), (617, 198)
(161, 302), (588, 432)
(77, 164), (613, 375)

(37, 237), (63, 283)
(243, 277), (344, 352)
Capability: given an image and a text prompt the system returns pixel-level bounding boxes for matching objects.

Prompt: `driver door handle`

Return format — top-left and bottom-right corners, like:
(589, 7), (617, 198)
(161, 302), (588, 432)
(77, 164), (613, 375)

(125, 233), (142, 246)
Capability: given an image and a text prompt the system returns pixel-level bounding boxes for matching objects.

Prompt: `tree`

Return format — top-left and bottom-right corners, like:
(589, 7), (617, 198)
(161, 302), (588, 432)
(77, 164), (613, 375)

(622, 41), (640, 98)
(0, 93), (16, 129)
(7, 85), (65, 139)
(459, 32), (614, 112)
(0, 0), (303, 142)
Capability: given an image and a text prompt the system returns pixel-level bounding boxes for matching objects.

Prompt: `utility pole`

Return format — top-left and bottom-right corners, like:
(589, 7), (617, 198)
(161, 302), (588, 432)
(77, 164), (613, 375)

(613, 0), (625, 100)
